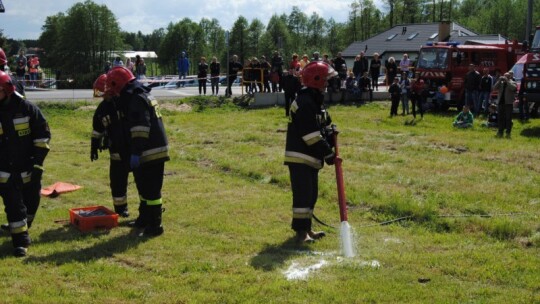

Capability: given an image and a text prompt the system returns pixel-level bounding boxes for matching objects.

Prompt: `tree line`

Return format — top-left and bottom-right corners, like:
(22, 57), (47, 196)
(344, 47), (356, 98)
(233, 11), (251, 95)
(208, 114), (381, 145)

(1, 0), (539, 88)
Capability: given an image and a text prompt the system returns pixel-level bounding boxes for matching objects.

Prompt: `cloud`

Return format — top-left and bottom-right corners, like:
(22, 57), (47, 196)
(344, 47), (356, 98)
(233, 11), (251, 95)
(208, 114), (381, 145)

(1, 0), (385, 39)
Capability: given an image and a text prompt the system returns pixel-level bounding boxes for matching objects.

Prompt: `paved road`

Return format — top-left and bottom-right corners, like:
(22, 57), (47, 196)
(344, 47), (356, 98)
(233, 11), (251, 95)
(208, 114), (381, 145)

(25, 86), (247, 102)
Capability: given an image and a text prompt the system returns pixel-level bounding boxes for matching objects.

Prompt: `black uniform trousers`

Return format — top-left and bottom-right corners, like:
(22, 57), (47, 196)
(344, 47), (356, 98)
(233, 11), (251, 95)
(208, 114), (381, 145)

(288, 163), (319, 232)
(133, 162), (164, 204)
(284, 92), (295, 117)
(498, 103), (513, 134)
(390, 96), (400, 116)
(109, 160), (129, 202)
(0, 174), (34, 247)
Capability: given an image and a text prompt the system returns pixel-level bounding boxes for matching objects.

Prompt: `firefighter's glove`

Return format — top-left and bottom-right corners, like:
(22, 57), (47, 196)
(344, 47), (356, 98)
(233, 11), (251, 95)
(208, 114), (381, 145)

(91, 138), (100, 161)
(101, 135), (109, 151)
(32, 165), (44, 182)
(90, 147), (99, 161)
(130, 155), (140, 169)
(324, 152), (336, 166)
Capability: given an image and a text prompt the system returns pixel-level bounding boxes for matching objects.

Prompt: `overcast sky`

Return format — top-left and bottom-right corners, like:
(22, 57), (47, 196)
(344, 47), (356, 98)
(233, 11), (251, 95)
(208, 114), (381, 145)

(0, 0), (386, 40)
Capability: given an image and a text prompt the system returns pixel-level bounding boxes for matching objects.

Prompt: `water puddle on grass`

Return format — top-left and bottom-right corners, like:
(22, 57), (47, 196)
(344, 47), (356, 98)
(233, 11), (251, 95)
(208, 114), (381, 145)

(283, 259), (329, 280)
(283, 255), (382, 281)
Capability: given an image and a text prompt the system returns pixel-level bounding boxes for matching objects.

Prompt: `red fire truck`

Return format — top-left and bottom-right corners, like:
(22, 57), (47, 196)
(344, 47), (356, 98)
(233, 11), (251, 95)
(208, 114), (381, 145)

(511, 26), (540, 116)
(415, 41), (522, 110)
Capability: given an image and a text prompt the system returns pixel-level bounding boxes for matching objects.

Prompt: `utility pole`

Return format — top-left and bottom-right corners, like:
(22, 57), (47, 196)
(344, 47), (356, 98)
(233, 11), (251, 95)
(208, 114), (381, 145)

(526, 0), (533, 42)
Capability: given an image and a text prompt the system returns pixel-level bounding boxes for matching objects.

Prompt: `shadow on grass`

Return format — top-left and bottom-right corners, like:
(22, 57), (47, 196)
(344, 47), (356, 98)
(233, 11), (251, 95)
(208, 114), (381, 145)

(18, 226), (148, 265)
(520, 126), (540, 138)
(250, 236), (312, 271)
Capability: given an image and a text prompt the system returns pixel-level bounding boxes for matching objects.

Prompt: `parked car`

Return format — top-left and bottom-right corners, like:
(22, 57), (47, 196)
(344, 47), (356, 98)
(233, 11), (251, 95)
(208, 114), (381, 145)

(152, 76), (198, 89)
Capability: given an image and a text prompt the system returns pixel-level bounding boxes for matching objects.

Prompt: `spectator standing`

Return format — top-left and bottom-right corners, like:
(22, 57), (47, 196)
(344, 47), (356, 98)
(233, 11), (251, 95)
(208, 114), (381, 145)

(15, 50), (27, 85)
(281, 69), (302, 116)
(104, 61), (112, 73)
(410, 78), (425, 119)
(28, 55), (39, 88)
(126, 58), (135, 74)
(271, 51), (284, 92)
(299, 54), (310, 70)
(345, 71), (360, 98)
(385, 57), (398, 85)
(389, 78), (401, 117)
(113, 56), (124, 67)
(136, 59), (147, 80)
(177, 51), (189, 88)
(0, 71), (51, 257)
(399, 53), (411, 77)
(209, 57), (221, 95)
(399, 72), (411, 115)
(352, 52), (369, 80)
(493, 72), (517, 138)
(333, 52), (346, 73)
(369, 53), (382, 91)
(311, 51), (321, 62)
(252, 57), (262, 93)
(226, 55), (242, 97)
(197, 57), (208, 95)
(0, 48), (24, 95)
(289, 54), (300, 71)
(464, 64), (481, 113)
(322, 54), (330, 64)
(260, 56), (271, 93)
(479, 68), (493, 114)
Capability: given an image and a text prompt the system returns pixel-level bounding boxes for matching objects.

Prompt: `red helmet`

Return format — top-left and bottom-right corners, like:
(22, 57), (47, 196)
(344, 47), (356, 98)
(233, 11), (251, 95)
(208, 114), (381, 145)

(93, 74), (107, 97)
(301, 61), (337, 90)
(105, 66), (135, 96)
(0, 71), (16, 96)
(0, 48), (7, 66)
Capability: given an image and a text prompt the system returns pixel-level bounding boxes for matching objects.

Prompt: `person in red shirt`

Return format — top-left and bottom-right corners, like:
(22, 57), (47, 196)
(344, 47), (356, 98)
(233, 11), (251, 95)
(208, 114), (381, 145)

(28, 55), (40, 88)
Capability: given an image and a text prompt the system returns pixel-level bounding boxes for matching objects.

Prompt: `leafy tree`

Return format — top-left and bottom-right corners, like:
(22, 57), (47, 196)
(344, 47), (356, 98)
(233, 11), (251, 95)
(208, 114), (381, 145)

(229, 16), (249, 64)
(158, 18), (203, 75)
(122, 31), (144, 50)
(260, 15), (291, 59)
(37, 0), (122, 87)
(246, 19), (265, 58)
(287, 6), (308, 52)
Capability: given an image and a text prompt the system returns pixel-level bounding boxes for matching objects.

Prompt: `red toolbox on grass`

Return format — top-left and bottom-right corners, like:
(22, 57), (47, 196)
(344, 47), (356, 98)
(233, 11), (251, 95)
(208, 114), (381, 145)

(69, 206), (118, 232)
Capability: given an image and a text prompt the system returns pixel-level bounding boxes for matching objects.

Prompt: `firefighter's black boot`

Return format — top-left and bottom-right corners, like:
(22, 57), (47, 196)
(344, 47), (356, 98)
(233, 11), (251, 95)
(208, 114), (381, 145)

(295, 230), (315, 244)
(114, 204), (130, 218)
(128, 201), (147, 228)
(141, 204), (164, 237)
(12, 231), (31, 257)
(308, 230), (326, 240)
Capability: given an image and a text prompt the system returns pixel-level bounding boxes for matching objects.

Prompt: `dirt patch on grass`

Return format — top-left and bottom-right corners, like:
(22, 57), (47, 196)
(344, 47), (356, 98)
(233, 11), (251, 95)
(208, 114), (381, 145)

(77, 105), (98, 111)
(160, 103), (193, 112)
(429, 142), (468, 154)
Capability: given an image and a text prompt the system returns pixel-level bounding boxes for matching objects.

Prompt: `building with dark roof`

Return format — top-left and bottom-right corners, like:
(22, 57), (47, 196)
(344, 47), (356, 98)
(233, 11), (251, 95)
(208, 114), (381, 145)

(342, 21), (509, 68)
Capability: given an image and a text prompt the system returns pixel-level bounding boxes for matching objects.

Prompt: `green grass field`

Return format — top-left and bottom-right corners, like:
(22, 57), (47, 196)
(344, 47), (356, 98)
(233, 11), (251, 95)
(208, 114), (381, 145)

(0, 98), (538, 303)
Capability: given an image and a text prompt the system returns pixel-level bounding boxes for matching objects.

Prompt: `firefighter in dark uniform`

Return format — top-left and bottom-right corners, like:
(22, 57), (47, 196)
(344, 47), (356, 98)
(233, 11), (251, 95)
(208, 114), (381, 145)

(90, 74), (131, 218)
(0, 70), (50, 256)
(105, 66), (169, 236)
(284, 61), (337, 243)
(0, 47), (25, 96)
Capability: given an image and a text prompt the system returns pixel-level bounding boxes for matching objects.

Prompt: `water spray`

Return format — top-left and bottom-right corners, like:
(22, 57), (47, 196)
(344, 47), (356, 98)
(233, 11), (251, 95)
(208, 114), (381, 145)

(333, 128), (355, 258)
